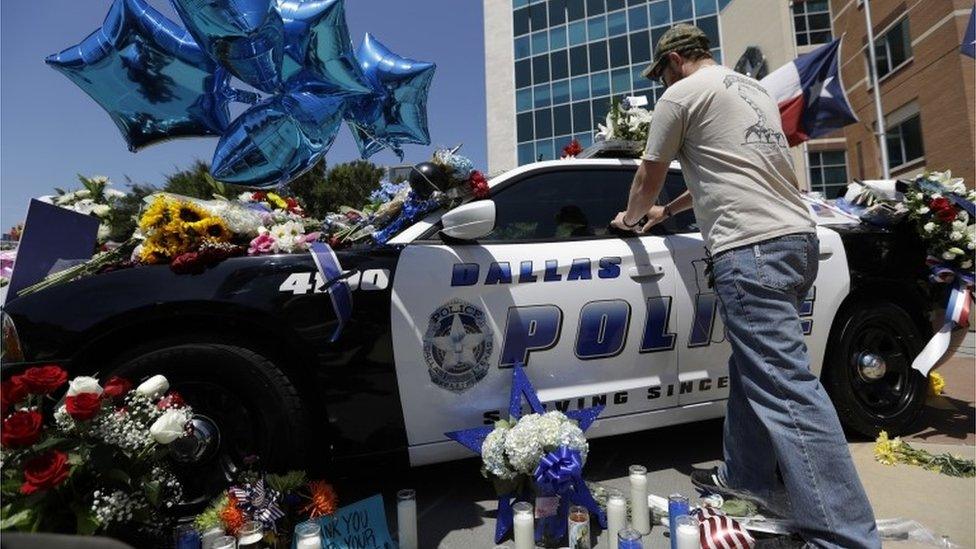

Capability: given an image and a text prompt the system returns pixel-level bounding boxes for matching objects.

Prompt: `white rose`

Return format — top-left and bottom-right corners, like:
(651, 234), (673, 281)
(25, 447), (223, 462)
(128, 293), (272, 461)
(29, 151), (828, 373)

(961, 260), (973, 269)
(150, 409), (188, 444)
(952, 220), (967, 232)
(923, 222), (936, 233)
(75, 189), (91, 198)
(104, 188), (126, 199)
(942, 250), (956, 260)
(949, 247), (965, 255)
(968, 241), (976, 250)
(951, 231), (963, 241)
(135, 375), (169, 398)
(238, 192), (255, 202)
(55, 192), (75, 205)
(92, 204), (111, 218)
(916, 206), (930, 215)
(73, 198), (97, 215)
(67, 376), (103, 396)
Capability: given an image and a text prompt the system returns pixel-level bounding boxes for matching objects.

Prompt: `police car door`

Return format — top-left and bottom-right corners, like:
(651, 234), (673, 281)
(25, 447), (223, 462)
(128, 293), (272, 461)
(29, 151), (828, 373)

(390, 163), (680, 464)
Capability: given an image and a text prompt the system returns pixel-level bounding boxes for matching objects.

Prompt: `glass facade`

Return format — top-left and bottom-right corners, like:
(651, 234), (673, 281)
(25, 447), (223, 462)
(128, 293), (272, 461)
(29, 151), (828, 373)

(806, 150), (848, 199)
(513, 0), (727, 164)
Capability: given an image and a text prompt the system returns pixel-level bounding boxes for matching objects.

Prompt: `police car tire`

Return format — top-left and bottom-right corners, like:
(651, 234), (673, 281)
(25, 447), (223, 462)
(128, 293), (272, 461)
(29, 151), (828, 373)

(112, 343), (307, 469)
(824, 301), (927, 439)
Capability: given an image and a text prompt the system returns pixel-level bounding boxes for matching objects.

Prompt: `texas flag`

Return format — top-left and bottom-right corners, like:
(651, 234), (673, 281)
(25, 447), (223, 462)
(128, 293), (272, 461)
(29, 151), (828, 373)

(760, 38), (858, 147)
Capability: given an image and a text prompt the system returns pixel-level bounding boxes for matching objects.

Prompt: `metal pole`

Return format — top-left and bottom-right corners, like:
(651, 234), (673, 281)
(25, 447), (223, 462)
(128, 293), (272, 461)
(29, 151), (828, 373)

(862, 0), (891, 178)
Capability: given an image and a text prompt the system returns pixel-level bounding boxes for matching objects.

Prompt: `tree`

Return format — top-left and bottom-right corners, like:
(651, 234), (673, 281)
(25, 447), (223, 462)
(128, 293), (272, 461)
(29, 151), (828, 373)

(161, 160), (247, 200)
(283, 159), (384, 218)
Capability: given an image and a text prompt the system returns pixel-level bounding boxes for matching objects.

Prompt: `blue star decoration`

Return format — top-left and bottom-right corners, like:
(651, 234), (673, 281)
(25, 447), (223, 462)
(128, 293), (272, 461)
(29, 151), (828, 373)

(445, 363), (604, 543)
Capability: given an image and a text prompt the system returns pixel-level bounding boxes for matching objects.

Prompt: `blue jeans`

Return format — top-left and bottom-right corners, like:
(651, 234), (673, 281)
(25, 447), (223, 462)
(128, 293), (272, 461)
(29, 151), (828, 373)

(711, 233), (880, 549)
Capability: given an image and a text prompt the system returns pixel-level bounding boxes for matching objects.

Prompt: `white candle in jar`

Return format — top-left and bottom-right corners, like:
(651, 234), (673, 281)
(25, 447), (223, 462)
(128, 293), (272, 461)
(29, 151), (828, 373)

(295, 520), (322, 549)
(606, 489), (627, 549)
(513, 501), (535, 549)
(674, 515), (700, 549)
(629, 465), (649, 535)
(397, 489), (418, 549)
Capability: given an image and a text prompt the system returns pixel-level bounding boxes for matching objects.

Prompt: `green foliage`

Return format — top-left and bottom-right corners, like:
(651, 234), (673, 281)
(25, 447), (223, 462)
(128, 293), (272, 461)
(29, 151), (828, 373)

(161, 160), (246, 200)
(266, 470), (307, 494)
(285, 159), (384, 218)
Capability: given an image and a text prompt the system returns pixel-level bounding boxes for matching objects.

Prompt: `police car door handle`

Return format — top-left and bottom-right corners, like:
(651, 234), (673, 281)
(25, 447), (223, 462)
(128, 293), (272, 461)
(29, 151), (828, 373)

(629, 263), (666, 280)
(818, 244), (833, 260)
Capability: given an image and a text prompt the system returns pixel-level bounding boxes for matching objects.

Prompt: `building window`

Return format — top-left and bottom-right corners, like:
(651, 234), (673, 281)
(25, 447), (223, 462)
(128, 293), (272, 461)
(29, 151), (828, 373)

(872, 18), (911, 79)
(886, 114), (924, 170)
(807, 150), (848, 198)
(792, 0), (832, 46)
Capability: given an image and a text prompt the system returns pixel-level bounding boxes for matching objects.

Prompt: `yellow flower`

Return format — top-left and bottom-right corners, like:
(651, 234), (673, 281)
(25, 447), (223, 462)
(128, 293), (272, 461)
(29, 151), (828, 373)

(874, 431), (897, 465)
(928, 372), (945, 396)
(190, 217), (231, 242)
(170, 200), (209, 227)
(267, 192), (287, 209)
(139, 196), (172, 232)
(139, 240), (170, 264)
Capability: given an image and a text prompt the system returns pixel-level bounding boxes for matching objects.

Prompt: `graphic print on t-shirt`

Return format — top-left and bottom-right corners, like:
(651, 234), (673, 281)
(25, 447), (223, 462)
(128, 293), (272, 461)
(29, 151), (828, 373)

(722, 73), (787, 149)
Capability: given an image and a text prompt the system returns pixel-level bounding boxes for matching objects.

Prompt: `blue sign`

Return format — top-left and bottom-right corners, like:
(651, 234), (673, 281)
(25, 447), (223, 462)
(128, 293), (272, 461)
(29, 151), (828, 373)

(317, 494), (394, 549)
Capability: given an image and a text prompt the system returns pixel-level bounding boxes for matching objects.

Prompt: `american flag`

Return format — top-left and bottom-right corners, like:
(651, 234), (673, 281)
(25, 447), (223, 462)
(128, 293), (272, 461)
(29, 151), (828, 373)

(693, 506), (756, 549)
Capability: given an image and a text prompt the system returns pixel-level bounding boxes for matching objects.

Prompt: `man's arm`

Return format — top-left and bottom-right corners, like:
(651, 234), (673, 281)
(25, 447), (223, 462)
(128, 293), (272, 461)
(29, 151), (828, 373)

(610, 159), (670, 231)
(640, 189), (693, 232)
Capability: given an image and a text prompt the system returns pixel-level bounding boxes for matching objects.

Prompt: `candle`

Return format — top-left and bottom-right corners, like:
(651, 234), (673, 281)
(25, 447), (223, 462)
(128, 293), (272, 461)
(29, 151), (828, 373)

(210, 536), (236, 549)
(628, 465), (649, 535)
(397, 489), (418, 549)
(295, 520), (322, 549)
(513, 501), (534, 549)
(236, 521), (264, 549)
(567, 505), (590, 549)
(200, 527), (225, 549)
(606, 489), (627, 549)
(617, 528), (643, 549)
(674, 515), (700, 549)
(668, 494), (690, 549)
(174, 524), (201, 549)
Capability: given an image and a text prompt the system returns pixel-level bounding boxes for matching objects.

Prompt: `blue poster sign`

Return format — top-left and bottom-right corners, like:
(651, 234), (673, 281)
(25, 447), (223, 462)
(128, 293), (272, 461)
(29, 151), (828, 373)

(301, 494), (394, 549)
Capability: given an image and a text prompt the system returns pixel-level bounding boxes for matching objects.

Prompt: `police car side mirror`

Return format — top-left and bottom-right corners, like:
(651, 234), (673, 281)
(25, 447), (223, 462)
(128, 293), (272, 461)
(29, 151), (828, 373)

(440, 200), (496, 241)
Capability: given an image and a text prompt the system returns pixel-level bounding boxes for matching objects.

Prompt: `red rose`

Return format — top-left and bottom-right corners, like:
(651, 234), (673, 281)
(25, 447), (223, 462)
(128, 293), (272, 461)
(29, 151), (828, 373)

(170, 252), (205, 275)
(252, 191), (267, 202)
(65, 393), (102, 421)
(157, 391), (185, 410)
(20, 450), (70, 495)
(101, 376), (132, 399)
(936, 207), (957, 223)
(20, 365), (68, 395)
(1, 410), (43, 448)
(1, 377), (29, 413)
(929, 197), (951, 212)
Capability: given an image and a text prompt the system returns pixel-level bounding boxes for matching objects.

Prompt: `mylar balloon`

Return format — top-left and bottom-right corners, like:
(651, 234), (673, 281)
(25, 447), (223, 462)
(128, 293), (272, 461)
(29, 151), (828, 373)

(346, 33), (435, 158)
(170, 0), (285, 93)
(211, 78), (344, 187)
(277, 0), (370, 95)
(46, 0), (233, 151)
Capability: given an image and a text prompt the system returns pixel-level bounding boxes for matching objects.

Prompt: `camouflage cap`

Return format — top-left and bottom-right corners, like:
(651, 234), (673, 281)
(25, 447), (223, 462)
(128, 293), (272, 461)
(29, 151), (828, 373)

(641, 23), (711, 80)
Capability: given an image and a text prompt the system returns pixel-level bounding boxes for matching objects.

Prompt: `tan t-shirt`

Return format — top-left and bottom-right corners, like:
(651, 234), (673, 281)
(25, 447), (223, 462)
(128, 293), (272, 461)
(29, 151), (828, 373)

(642, 64), (815, 254)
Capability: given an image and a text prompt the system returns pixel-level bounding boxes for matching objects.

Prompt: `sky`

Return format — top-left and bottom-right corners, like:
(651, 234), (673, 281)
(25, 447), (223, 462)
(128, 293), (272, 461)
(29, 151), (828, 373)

(0, 0), (487, 230)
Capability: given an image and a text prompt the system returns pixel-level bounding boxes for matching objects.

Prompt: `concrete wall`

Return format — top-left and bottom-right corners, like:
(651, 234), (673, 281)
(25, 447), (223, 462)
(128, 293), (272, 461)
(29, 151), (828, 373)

(484, 0), (518, 175)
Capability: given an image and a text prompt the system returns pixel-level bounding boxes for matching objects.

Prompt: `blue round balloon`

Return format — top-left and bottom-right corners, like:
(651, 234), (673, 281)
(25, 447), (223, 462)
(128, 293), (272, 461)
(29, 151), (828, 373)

(170, 0), (285, 94)
(46, 0), (233, 151)
(346, 33), (435, 158)
(277, 0), (371, 95)
(211, 77), (345, 187)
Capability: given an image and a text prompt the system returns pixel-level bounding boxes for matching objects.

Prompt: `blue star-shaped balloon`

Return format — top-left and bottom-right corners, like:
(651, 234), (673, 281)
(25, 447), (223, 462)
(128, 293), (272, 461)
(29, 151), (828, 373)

(47, 0), (435, 188)
(445, 363), (604, 543)
(45, 0), (234, 152)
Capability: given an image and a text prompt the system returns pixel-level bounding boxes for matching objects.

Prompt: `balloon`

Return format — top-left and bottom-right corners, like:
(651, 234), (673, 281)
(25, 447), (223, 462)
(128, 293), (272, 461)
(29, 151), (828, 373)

(211, 77), (344, 187)
(277, 0), (371, 95)
(346, 33), (435, 158)
(170, 0), (285, 94)
(45, 0), (233, 151)
(407, 162), (448, 199)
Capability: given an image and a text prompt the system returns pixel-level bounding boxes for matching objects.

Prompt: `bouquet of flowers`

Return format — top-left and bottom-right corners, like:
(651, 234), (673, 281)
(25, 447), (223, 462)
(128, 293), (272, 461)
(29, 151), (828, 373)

(595, 96), (653, 144)
(874, 430), (974, 477)
(904, 171), (975, 273)
(42, 175), (129, 244)
(0, 367), (191, 540)
(192, 469), (338, 546)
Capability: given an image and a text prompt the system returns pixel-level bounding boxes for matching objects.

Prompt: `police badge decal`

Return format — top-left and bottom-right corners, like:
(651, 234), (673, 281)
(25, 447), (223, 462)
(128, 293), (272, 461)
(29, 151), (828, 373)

(423, 299), (494, 392)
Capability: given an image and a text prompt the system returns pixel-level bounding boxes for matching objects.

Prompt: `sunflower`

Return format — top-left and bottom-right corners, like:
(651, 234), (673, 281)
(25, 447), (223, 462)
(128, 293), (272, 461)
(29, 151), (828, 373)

(138, 196), (172, 232)
(189, 217), (232, 243)
(138, 240), (171, 264)
(170, 200), (209, 227)
(928, 372), (945, 397)
(301, 480), (338, 518)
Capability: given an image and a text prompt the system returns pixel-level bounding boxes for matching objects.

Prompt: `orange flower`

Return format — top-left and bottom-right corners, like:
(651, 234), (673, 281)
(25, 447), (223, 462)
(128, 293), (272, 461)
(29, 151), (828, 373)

(220, 493), (247, 535)
(302, 480), (338, 518)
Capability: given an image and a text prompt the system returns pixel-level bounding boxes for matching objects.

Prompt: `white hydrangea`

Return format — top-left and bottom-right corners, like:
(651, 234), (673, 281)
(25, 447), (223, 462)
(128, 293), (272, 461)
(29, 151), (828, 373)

(951, 231), (964, 241)
(923, 222), (937, 233)
(916, 206), (930, 215)
(961, 259), (973, 269)
(499, 411), (590, 475)
(482, 425), (517, 479)
(942, 250), (956, 260)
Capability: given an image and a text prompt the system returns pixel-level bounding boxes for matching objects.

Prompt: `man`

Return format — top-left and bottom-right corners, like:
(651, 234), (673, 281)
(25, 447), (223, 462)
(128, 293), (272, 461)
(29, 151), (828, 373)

(610, 24), (880, 548)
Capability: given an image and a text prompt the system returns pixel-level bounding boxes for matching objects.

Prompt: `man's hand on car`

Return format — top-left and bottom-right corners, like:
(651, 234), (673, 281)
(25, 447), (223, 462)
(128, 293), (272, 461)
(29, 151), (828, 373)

(640, 205), (669, 232)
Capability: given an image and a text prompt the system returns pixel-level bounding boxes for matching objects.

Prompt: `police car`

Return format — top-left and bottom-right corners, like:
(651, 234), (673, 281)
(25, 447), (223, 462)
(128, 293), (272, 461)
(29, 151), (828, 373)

(1, 158), (931, 491)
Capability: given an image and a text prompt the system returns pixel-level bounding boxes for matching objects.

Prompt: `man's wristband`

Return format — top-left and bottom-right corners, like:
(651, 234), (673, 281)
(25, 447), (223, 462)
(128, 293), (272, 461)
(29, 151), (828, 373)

(663, 204), (673, 218)
(622, 216), (642, 228)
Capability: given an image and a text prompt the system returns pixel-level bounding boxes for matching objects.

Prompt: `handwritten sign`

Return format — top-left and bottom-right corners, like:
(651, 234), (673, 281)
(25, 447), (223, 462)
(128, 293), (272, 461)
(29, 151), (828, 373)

(315, 494), (394, 549)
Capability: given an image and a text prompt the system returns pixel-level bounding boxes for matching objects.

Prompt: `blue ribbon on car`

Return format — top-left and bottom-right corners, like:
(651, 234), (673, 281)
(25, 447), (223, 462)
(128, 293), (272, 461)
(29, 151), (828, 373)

(309, 242), (353, 342)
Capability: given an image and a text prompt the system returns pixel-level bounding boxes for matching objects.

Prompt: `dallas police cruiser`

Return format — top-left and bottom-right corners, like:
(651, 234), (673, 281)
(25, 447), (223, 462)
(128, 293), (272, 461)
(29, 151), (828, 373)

(1, 157), (932, 493)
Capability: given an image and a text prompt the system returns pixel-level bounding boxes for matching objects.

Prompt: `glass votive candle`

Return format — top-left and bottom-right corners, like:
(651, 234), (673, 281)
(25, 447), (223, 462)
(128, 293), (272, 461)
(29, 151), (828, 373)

(174, 524), (201, 549)
(674, 515), (700, 549)
(236, 521), (264, 549)
(629, 465), (650, 535)
(295, 520), (322, 549)
(210, 536), (236, 549)
(568, 504), (590, 549)
(617, 527), (643, 549)
(397, 488), (418, 549)
(512, 501), (535, 549)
